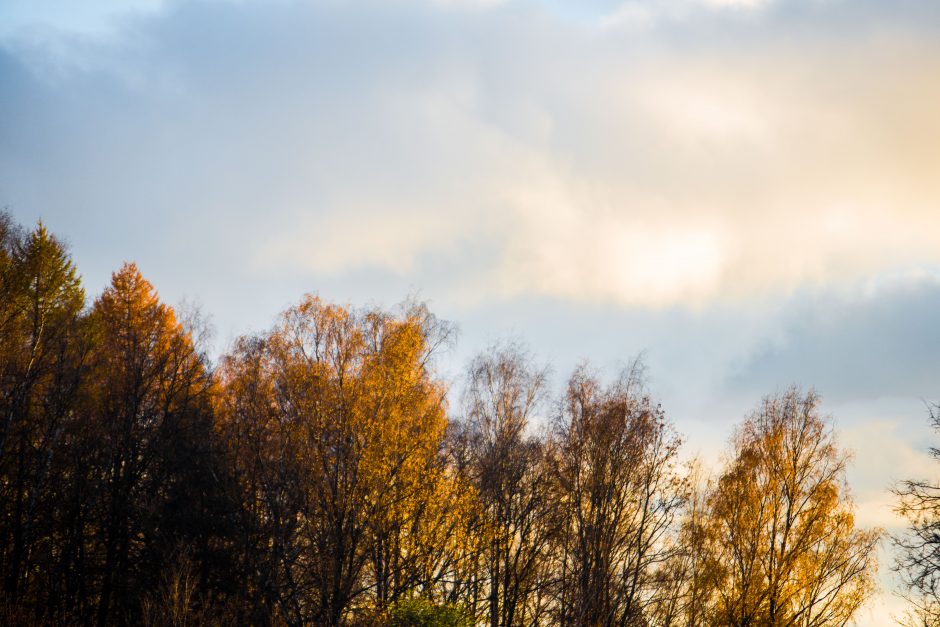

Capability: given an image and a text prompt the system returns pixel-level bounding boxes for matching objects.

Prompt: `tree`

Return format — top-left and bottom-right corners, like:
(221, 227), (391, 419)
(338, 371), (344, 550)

(707, 388), (880, 626)
(893, 404), (940, 626)
(550, 362), (687, 626)
(0, 219), (86, 619)
(215, 333), (304, 623)
(454, 343), (557, 627)
(648, 463), (721, 627)
(86, 263), (216, 626)
(216, 296), (461, 625)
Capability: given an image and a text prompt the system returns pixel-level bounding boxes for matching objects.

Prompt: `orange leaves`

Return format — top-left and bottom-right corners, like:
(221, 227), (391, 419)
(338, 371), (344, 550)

(91, 262), (208, 412)
(215, 295), (458, 620)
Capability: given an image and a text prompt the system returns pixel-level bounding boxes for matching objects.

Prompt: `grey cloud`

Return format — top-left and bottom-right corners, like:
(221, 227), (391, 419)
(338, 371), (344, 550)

(729, 277), (940, 402)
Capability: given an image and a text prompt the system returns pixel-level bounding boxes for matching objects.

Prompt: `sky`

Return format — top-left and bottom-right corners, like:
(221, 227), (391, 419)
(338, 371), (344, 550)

(2, 0), (940, 622)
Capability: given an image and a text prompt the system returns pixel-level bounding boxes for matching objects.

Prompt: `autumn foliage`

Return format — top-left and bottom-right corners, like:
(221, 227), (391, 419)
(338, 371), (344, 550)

(0, 214), (882, 626)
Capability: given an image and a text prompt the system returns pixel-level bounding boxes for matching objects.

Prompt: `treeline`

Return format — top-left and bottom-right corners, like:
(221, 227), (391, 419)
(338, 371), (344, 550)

(0, 214), (883, 626)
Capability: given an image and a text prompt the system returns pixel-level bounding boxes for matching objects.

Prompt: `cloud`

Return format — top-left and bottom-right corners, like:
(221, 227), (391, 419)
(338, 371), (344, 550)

(2, 0), (940, 317)
(729, 275), (940, 401)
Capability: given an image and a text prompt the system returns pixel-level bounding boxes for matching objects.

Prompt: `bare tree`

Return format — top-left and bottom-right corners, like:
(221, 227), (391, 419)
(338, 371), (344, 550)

(456, 342), (556, 627)
(550, 361), (687, 626)
(893, 404), (940, 626)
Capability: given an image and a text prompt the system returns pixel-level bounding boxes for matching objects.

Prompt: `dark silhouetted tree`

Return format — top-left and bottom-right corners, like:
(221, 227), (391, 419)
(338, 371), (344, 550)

(894, 404), (940, 626)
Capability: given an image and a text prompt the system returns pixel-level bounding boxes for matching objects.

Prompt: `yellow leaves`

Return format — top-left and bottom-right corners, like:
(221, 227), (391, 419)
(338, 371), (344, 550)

(707, 388), (881, 626)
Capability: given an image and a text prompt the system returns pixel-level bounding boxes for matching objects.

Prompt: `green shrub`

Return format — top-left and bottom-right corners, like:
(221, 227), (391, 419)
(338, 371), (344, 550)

(387, 598), (472, 627)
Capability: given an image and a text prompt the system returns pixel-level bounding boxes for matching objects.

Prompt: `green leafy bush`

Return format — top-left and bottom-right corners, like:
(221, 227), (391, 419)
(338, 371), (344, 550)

(387, 598), (472, 627)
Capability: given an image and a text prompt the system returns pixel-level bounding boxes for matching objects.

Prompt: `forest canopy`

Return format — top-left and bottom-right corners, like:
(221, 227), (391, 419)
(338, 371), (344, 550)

(0, 214), (888, 625)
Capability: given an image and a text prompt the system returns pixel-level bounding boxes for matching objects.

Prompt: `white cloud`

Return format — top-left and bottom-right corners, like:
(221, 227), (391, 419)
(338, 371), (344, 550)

(3, 0), (940, 313)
